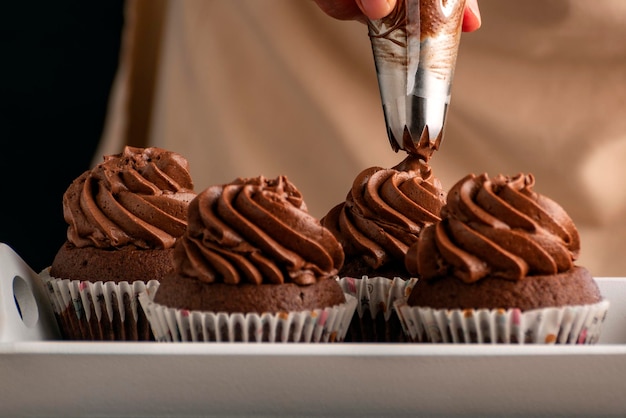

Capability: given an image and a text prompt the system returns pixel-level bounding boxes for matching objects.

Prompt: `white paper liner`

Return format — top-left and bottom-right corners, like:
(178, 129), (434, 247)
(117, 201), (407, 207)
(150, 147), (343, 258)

(336, 276), (418, 342)
(138, 287), (357, 343)
(395, 298), (610, 344)
(337, 276), (417, 321)
(39, 268), (159, 340)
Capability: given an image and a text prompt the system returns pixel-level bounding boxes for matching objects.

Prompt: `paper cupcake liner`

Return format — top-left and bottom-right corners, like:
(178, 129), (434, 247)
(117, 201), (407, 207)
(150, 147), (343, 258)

(395, 299), (610, 344)
(39, 268), (159, 341)
(138, 288), (357, 343)
(336, 276), (417, 342)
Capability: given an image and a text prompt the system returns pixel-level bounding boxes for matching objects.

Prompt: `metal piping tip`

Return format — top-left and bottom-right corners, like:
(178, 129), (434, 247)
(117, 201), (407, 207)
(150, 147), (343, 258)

(368, 0), (465, 160)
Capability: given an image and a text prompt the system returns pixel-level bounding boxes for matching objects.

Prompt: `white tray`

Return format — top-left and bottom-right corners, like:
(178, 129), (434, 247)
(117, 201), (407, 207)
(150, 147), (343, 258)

(1, 243), (626, 417)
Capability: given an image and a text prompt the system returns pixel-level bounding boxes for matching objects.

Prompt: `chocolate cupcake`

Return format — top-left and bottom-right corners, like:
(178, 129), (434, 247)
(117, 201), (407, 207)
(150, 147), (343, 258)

(399, 173), (609, 344)
(41, 146), (196, 340)
(322, 155), (445, 342)
(140, 175), (356, 342)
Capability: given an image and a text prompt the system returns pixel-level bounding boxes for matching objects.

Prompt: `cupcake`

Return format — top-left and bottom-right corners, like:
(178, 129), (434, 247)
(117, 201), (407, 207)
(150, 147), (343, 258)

(321, 155), (445, 341)
(399, 172), (609, 344)
(41, 146), (196, 340)
(140, 175), (357, 343)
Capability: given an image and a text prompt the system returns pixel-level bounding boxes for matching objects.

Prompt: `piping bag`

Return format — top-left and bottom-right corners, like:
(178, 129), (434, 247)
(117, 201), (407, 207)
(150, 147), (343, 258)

(367, 0), (466, 160)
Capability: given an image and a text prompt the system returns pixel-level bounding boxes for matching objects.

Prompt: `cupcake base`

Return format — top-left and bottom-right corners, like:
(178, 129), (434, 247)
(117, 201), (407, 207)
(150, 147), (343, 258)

(40, 268), (159, 341)
(139, 288), (357, 343)
(395, 299), (610, 344)
(337, 276), (417, 342)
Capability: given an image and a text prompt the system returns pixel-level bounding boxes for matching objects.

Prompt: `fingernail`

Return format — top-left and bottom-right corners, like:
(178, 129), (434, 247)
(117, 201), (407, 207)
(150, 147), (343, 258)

(466, 0), (482, 25)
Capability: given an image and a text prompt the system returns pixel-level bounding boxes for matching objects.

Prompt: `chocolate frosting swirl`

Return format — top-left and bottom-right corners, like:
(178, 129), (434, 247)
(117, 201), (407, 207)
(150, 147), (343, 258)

(406, 173), (581, 282)
(322, 155), (445, 271)
(174, 175), (344, 286)
(63, 146), (195, 250)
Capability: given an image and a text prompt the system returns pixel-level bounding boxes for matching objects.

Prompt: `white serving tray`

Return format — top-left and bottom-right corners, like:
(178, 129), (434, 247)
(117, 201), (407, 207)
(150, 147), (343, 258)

(1, 243), (626, 417)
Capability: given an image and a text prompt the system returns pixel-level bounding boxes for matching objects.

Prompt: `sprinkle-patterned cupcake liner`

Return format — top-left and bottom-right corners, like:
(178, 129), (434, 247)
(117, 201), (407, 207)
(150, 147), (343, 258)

(39, 268), (159, 341)
(138, 288), (357, 343)
(337, 276), (418, 342)
(395, 299), (610, 344)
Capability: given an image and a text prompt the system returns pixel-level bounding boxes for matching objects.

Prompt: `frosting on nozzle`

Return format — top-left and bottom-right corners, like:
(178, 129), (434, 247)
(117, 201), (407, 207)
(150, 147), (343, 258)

(322, 155), (445, 271)
(174, 175), (344, 286)
(63, 146), (196, 250)
(406, 173), (581, 282)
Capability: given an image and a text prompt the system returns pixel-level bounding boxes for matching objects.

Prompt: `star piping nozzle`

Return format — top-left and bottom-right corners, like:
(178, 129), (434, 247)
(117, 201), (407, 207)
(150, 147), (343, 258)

(367, 0), (466, 160)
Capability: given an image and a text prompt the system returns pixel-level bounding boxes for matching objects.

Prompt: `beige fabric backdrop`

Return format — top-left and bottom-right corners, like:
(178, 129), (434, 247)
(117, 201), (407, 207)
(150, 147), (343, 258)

(99, 0), (626, 276)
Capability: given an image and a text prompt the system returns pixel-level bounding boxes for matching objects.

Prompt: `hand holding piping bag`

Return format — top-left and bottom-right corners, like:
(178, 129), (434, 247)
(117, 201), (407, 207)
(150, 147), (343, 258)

(313, 0), (481, 31)
(313, 0), (481, 159)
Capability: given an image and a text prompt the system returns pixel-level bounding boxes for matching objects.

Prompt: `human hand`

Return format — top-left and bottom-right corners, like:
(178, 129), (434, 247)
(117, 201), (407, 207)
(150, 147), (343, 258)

(313, 0), (481, 32)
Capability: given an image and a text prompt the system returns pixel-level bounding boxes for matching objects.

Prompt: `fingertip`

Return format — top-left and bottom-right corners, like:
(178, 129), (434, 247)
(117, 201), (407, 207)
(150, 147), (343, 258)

(356, 0), (396, 20)
(462, 0), (482, 32)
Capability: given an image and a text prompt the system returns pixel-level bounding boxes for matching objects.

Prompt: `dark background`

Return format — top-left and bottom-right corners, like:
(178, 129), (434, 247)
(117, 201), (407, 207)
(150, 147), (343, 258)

(0, 1), (125, 272)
